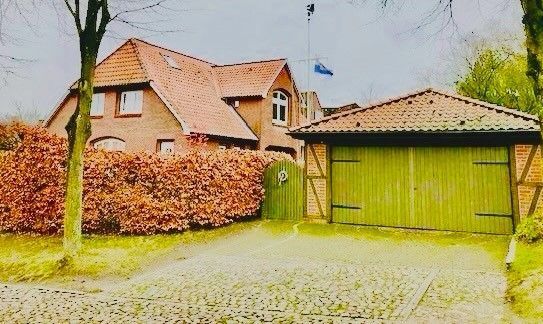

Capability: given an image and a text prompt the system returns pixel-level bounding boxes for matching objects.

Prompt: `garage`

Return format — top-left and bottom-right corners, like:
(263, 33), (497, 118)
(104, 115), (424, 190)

(331, 146), (513, 234)
(289, 88), (542, 234)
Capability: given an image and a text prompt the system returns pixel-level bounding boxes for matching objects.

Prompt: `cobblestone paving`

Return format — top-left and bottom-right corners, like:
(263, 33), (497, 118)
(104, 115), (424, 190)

(0, 224), (512, 323)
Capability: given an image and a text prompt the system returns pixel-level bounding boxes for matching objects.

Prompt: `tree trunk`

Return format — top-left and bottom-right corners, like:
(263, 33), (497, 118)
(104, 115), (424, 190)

(63, 51), (97, 259)
(520, 0), (543, 139)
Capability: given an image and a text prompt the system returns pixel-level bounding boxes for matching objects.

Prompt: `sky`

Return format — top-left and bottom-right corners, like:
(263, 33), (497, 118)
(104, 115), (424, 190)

(0, 0), (524, 119)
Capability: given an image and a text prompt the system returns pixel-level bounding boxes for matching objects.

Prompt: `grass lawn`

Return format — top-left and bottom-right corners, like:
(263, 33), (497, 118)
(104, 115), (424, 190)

(0, 220), (258, 289)
(508, 241), (543, 320)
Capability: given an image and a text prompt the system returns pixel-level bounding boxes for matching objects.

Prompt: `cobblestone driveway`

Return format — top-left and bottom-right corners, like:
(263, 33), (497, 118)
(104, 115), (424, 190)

(0, 222), (512, 323)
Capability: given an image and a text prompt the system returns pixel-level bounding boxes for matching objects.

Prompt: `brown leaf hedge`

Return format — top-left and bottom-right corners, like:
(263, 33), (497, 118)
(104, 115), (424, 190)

(0, 124), (288, 235)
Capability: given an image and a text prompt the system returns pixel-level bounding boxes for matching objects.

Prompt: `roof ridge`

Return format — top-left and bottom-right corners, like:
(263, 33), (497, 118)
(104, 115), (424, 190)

(291, 87), (539, 132)
(129, 39), (151, 81)
(214, 58), (286, 68)
(427, 88), (539, 121)
(291, 88), (432, 132)
(129, 38), (216, 66)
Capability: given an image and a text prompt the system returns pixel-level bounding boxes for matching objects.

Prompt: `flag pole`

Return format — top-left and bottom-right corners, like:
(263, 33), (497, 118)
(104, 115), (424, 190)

(307, 4), (312, 120)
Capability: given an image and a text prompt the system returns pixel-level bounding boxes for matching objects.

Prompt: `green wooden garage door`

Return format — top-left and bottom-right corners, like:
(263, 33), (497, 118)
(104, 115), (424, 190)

(331, 146), (514, 234)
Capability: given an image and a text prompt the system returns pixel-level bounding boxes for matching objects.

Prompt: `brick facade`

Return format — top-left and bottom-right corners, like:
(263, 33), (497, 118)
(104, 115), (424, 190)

(234, 67), (304, 158)
(47, 87), (223, 153)
(514, 144), (543, 220)
(46, 67), (307, 157)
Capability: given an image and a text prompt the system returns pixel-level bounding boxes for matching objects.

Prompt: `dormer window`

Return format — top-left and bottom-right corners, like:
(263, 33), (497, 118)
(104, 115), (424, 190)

(163, 54), (180, 69)
(272, 90), (288, 126)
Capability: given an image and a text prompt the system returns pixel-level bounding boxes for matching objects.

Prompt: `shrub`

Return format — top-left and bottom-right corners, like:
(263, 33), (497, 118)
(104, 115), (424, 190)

(516, 215), (543, 243)
(0, 123), (21, 151)
(0, 124), (287, 235)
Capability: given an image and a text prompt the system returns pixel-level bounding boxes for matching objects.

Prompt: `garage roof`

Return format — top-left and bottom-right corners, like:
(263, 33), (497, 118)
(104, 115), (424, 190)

(290, 88), (539, 134)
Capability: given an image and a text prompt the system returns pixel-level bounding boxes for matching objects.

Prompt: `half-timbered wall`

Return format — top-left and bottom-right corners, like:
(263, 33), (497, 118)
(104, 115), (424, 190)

(515, 144), (543, 219)
(305, 143), (329, 221)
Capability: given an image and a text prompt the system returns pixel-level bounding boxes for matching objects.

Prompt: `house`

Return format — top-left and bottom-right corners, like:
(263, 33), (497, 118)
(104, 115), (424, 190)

(45, 38), (314, 158)
(322, 103), (360, 117)
(300, 91), (324, 120)
(289, 88), (542, 234)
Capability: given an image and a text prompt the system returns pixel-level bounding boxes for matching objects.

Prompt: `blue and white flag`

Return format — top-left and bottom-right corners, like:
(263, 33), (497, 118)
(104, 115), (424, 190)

(314, 61), (333, 76)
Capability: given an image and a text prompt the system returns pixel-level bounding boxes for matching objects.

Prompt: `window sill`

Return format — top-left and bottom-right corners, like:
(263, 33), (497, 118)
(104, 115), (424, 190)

(272, 123), (289, 128)
(115, 113), (142, 118)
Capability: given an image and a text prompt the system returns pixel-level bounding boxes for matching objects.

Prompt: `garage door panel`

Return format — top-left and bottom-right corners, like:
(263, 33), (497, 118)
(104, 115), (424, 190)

(331, 146), (410, 227)
(331, 146), (513, 234)
(413, 147), (475, 232)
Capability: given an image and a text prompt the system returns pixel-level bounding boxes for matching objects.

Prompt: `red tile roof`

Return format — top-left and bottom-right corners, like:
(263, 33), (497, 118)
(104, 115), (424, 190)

(290, 88), (539, 134)
(131, 39), (257, 140)
(214, 59), (287, 98)
(66, 39), (291, 141)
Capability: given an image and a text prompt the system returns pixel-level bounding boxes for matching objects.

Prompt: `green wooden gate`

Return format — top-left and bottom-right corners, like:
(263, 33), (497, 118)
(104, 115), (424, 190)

(331, 146), (514, 234)
(262, 160), (304, 220)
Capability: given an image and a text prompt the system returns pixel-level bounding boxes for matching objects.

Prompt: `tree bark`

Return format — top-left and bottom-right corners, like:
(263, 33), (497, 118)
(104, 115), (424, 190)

(520, 0), (543, 139)
(61, 0), (110, 259)
(63, 48), (97, 258)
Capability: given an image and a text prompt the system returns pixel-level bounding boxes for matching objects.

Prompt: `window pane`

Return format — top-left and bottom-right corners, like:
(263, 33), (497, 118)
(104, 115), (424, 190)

(280, 94), (286, 100)
(280, 105), (286, 121)
(90, 93), (105, 116)
(93, 138), (125, 152)
(273, 104), (278, 120)
(120, 91), (143, 114)
(159, 141), (174, 154)
(163, 54), (180, 69)
(273, 92), (278, 98)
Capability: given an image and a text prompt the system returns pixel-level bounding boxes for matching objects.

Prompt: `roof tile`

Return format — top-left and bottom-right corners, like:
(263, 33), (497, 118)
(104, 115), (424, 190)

(213, 59), (286, 98)
(68, 39), (290, 141)
(291, 88), (539, 134)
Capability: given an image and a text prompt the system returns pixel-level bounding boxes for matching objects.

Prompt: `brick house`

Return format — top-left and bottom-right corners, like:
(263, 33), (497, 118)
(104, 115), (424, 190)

(45, 38), (320, 158)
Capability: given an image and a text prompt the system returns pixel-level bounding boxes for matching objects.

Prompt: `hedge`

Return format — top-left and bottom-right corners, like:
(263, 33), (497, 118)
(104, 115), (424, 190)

(0, 124), (288, 235)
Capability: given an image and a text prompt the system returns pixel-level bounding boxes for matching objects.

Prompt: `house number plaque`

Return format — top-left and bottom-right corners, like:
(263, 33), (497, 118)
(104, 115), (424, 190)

(278, 170), (288, 183)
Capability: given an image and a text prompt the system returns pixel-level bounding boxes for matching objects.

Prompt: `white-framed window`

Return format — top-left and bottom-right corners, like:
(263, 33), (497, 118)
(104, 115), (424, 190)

(93, 138), (126, 152)
(90, 93), (105, 117)
(272, 90), (288, 126)
(119, 90), (143, 115)
(158, 140), (174, 155)
(162, 54), (180, 69)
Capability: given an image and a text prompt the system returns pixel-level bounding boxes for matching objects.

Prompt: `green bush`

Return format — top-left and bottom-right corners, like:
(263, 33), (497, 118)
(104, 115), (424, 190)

(516, 215), (543, 243)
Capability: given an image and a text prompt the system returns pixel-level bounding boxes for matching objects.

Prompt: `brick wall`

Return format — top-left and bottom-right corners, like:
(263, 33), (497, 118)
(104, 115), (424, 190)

(46, 86), (221, 153)
(305, 143), (328, 221)
(515, 144), (543, 219)
(259, 68), (303, 156)
(234, 67), (303, 159)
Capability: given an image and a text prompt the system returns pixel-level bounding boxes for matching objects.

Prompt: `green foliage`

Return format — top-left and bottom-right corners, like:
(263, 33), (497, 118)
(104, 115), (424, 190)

(515, 215), (543, 243)
(456, 48), (542, 115)
(0, 221), (257, 283)
(507, 241), (543, 319)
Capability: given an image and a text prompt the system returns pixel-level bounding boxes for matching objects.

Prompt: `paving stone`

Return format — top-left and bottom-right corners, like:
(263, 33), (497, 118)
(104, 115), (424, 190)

(0, 230), (513, 323)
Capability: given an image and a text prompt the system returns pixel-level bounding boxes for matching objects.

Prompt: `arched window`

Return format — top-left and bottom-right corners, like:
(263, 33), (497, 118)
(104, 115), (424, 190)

(272, 90), (289, 126)
(93, 137), (126, 152)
